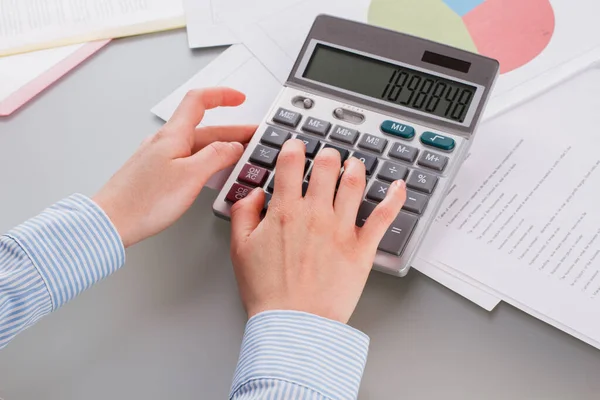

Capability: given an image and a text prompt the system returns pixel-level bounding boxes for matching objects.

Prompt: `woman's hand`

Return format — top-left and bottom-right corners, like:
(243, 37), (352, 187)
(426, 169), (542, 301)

(229, 139), (407, 324)
(94, 87), (256, 248)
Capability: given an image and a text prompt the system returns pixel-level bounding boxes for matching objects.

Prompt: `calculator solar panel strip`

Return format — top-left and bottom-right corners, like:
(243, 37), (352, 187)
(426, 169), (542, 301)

(213, 15), (499, 277)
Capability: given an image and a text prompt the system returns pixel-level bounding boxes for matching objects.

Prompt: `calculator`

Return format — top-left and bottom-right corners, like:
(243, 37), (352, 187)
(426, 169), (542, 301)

(213, 15), (499, 277)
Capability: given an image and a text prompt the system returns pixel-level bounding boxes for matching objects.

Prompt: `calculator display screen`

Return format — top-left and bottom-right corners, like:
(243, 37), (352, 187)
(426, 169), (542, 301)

(303, 44), (477, 123)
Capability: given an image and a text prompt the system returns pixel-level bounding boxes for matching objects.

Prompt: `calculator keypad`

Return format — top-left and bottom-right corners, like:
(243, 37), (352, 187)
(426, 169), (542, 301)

(322, 143), (350, 162)
(417, 150), (449, 171)
(377, 161), (408, 183)
(406, 170), (438, 194)
(273, 107), (302, 127)
(351, 152), (378, 175)
(366, 181), (390, 203)
(356, 201), (419, 256)
(218, 89), (464, 263)
(330, 125), (360, 144)
(302, 117), (331, 136)
(249, 144), (279, 168)
(388, 143), (419, 163)
(238, 164), (270, 187)
(358, 134), (387, 154)
(261, 126), (291, 148)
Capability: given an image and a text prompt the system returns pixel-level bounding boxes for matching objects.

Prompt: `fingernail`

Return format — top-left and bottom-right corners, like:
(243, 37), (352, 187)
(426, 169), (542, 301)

(393, 180), (406, 189)
(230, 142), (243, 151)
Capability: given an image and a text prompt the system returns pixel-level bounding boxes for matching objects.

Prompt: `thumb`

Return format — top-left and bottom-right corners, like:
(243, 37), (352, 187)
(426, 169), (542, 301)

(231, 188), (265, 243)
(190, 141), (245, 179)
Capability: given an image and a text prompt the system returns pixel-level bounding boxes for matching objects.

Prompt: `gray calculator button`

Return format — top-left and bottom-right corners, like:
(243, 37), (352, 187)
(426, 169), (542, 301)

(249, 144), (279, 168)
(261, 126), (291, 148)
(302, 117), (331, 136)
(330, 125), (360, 144)
(351, 151), (378, 175)
(379, 212), (419, 256)
(366, 180), (390, 203)
(418, 150), (449, 171)
(296, 134), (321, 157)
(389, 143), (419, 163)
(358, 134), (388, 153)
(403, 190), (429, 215)
(377, 161), (408, 183)
(273, 107), (302, 127)
(355, 201), (419, 256)
(406, 170), (438, 194)
(356, 201), (376, 227)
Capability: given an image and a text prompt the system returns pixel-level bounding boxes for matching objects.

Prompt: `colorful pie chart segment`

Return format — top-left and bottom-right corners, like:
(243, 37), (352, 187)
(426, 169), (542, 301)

(368, 0), (555, 74)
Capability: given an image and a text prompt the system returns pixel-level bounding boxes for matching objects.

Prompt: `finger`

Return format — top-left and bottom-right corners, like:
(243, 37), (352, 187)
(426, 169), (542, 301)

(231, 188), (265, 243)
(334, 157), (366, 225)
(359, 180), (407, 249)
(168, 88), (246, 132)
(305, 148), (341, 205)
(272, 139), (306, 203)
(188, 141), (245, 182)
(193, 125), (257, 153)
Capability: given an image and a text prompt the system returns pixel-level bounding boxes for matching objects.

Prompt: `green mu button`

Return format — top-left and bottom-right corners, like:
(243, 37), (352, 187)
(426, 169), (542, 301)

(420, 132), (456, 151)
(380, 120), (415, 139)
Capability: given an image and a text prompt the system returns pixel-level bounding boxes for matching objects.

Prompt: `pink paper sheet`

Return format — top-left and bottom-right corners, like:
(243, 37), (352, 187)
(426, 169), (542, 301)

(0, 40), (110, 116)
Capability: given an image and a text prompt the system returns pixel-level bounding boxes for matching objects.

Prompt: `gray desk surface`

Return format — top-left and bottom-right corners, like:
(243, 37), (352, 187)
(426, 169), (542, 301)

(0, 30), (598, 400)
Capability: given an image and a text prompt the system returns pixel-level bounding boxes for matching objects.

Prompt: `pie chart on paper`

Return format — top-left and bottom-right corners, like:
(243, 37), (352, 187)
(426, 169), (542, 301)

(368, 0), (556, 74)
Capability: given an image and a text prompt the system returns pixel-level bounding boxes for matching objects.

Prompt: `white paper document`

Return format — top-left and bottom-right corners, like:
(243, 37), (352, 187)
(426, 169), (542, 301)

(423, 66), (600, 347)
(184, 0), (303, 49)
(0, 0), (185, 56)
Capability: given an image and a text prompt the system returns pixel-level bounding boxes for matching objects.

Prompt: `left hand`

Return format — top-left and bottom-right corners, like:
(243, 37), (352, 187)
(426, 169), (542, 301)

(93, 87), (256, 248)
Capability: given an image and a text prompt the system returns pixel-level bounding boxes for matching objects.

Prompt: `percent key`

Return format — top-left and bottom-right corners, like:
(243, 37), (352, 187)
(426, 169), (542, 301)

(407, 171), (438, 194)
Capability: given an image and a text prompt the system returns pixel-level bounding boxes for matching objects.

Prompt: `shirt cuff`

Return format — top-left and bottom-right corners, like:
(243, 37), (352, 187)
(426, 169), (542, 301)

(230, 310), (370, 400)
(5, 194), (126, 310)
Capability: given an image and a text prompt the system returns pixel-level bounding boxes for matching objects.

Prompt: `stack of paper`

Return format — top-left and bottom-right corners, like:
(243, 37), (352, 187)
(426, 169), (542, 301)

(0, 0), (185, 115)
(152, 0), (600, 347)
(0, 0), (185, 56)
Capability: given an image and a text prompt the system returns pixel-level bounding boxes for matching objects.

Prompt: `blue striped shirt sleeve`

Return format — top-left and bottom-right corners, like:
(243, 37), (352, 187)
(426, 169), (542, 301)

(0, 194), (125, 348)
(231, 311), (370, 400)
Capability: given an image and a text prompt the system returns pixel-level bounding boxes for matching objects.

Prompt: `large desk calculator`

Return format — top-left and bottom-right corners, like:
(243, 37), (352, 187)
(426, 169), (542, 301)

(213, 15), (499, 276)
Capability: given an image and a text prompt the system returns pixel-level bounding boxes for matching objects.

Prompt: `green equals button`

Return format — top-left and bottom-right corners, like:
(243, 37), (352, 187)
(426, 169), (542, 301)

(381, 120), (415, 139)
(420, 132), (455, 151)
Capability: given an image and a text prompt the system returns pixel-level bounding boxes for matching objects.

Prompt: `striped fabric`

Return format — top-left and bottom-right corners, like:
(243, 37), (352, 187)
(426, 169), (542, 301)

(231, 311), (370, 400)
(1, 194), (370, 399)
(0, 194), (125, 348)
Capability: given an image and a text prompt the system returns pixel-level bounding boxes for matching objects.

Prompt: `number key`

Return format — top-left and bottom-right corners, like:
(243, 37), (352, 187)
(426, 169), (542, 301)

(351, 151), (378, 175)
(322, 143), (350, 162)
(296, 134), (321, 158)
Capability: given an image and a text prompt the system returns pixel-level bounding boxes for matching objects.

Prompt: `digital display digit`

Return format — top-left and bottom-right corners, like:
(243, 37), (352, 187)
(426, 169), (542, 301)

(303, 44), (477, 123)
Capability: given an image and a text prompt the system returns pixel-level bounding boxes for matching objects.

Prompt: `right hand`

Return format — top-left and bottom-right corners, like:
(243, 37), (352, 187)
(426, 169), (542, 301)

(229, 139), (407, 324)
